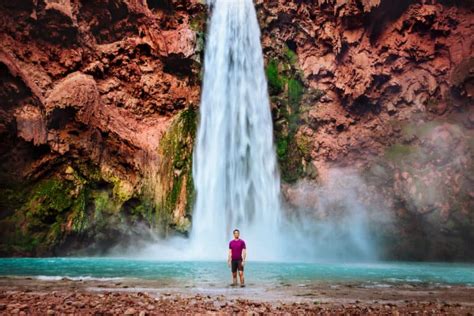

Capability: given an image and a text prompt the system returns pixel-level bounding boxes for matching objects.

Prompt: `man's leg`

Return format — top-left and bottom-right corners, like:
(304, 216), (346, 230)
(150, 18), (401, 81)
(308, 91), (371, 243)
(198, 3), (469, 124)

(232, 271), (238, 285)
(239, 270), (244, 285)
(238, 261), (244, 286)
(231, 261), (238, 285)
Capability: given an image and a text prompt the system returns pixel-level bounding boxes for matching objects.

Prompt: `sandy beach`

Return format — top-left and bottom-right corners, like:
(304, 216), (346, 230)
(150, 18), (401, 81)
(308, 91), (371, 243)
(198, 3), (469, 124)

(1, 277), (473, 315)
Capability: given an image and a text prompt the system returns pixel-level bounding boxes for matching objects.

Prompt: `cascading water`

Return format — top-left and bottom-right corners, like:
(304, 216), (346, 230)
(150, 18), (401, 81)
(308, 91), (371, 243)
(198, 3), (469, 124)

(134, 0), (379, 262)
(189, 0), (283, 261)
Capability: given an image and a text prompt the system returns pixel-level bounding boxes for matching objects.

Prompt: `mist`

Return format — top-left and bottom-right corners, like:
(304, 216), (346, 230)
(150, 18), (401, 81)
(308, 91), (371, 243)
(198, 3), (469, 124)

(102, 167), (391, 263)
(279, 168), (392, 262)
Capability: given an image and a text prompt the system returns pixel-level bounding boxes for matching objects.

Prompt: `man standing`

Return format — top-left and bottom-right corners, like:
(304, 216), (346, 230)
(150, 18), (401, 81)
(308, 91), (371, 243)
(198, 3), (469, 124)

(228, 229), (246, 287)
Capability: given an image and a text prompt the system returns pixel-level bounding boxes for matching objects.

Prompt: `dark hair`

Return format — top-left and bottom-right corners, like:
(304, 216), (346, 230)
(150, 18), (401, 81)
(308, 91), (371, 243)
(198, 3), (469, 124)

(233, 229), (239, 233)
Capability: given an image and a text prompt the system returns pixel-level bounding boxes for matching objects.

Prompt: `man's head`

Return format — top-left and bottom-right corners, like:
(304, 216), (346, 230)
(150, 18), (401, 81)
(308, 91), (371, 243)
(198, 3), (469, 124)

(233, 229), (240, 239)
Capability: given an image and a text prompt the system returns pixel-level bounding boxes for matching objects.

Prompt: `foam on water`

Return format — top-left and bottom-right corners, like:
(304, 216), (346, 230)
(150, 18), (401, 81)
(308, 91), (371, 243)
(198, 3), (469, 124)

(34, 276), (125, 281)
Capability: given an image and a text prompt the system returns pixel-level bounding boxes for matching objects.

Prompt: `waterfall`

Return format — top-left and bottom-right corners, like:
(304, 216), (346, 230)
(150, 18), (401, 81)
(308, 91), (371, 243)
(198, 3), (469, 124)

(189, 0), (283, 260)
(135, 0), (379, 263)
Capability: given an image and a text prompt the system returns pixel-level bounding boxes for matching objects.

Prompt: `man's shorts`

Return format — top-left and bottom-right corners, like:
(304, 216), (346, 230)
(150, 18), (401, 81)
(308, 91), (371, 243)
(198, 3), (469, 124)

(231, 259), (244, 273)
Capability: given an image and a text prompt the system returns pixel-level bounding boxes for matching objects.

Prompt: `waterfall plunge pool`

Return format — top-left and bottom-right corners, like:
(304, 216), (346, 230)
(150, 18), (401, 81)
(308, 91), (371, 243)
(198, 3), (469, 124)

(1, 258), (473, 289)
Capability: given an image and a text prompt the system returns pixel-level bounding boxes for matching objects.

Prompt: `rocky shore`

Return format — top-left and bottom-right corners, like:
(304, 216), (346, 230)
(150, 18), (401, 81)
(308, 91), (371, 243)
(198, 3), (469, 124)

(1, 277), (473, 315)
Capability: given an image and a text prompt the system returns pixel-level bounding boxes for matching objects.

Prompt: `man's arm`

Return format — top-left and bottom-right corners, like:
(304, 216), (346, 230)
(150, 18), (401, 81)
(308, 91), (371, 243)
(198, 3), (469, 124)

(242, 248), (247, 265)
(228, 249), (232, 267)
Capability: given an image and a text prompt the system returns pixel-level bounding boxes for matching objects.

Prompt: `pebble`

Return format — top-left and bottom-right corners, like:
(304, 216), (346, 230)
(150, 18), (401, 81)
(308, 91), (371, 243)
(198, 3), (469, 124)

(0, 285), (473, 314)
(146, 304), (155, 310)
(74, 301), (85, 308)
(124, 307), (136, 315)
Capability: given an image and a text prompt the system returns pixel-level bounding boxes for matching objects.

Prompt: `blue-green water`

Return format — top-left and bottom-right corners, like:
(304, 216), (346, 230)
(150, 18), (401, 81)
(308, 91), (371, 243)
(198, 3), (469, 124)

(0, 258), (473, 287)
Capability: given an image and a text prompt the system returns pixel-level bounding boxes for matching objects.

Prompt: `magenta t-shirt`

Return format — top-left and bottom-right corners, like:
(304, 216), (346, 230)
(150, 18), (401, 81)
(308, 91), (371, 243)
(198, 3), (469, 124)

(229, 239), (246, 260)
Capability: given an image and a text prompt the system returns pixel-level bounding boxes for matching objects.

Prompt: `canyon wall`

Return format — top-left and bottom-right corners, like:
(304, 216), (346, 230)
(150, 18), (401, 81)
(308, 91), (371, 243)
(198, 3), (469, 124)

(0, 0), (473, 259)
(0, 0), (205, 255)
(257, 0), (473, 260)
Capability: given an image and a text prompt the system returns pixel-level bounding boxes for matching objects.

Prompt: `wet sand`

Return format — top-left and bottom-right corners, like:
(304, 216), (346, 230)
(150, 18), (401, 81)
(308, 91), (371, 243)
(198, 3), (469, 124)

(1, 277), (473, 315)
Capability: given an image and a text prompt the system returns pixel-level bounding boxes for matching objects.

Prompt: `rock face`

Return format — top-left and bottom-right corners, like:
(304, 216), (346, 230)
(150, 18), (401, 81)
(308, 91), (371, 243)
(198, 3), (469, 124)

(0, 0), (473, 260)
(257, 0), (474, 260)
(0, 0), (205, 255)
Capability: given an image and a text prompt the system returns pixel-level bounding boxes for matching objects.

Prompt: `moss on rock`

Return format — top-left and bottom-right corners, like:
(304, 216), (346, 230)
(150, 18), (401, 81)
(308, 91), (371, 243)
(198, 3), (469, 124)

(266, 59), (285, 94)
(28, 179), (74, 217)
(0, 158), (153, 255)
(288, 78), (303, 108)
(154, 106), (197, 235)
(266, 45), (309, 183)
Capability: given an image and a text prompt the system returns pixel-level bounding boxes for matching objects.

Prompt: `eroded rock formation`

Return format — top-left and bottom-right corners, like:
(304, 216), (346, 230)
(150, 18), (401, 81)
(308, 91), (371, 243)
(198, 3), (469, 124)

(257, 0), (473, 260)
(0, 0), (205, 255)
(0, 0), (473, 259)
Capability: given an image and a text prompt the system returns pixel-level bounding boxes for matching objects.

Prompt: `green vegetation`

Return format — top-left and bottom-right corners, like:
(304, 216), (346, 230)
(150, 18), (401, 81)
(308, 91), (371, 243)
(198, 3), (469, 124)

(276, 138), (288, 158)
(0, 106), (200, 254)
(69, 187), (89, 233)
(189, 10), (207, 67)
(266, 59), (284, 94)
(28, 179), (74, 216)
(190, 10), (206, 32)
(129, 198), (155, 225)
(155, 106), (197, 234)
(0, 211), (39, 255)
(0, 174), (84, 255)
(0, 159), (161, 255)
(284, 46), (298, 65)
(288, 78), (303, 108)
(384, 144), (417, 161)
(295, 134), (312, 159)
(265, 45), (311, 182)
(110, 176), (134, 206)
(93, 191), (112, 216)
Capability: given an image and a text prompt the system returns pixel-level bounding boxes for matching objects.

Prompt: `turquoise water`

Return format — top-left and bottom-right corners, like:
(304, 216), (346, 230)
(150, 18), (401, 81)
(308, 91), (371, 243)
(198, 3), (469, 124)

(0, 258), (473, 287)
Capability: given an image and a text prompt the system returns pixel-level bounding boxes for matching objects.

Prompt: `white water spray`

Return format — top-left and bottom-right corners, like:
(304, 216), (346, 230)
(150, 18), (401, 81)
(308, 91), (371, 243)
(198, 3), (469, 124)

(189, 0), (283, 260)
(129, 0), (381, 263)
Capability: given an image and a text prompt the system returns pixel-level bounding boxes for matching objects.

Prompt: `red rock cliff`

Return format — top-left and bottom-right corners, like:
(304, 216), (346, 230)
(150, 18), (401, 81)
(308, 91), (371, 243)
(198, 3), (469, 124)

(257, 0), (473, 260)
(0, 0), (205, 255)
(0, 0), (473, 259)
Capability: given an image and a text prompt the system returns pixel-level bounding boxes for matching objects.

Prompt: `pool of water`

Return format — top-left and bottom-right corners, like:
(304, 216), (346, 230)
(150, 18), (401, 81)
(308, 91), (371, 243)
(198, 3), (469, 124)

(0, 258), (473, 287)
